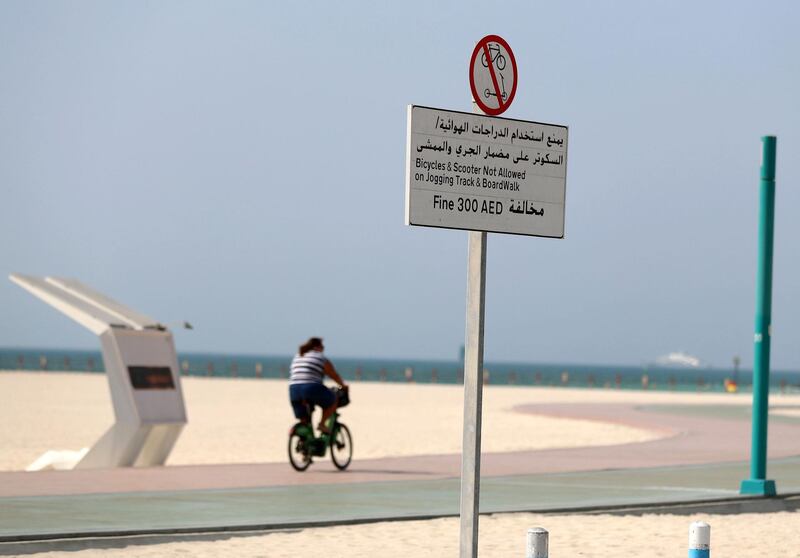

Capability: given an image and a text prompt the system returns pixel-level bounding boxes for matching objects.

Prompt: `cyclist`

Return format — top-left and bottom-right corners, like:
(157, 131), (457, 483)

(289, 337), (347, 434)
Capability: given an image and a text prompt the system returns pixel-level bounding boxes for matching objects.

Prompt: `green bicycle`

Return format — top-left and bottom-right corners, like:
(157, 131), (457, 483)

(288, 387), (353, 471)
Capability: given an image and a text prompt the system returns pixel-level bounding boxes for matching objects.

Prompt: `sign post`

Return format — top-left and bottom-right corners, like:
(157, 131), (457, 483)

(405, 35), (568, 557)
(459, 103), (488, 558)
(460, 228), (486, 557)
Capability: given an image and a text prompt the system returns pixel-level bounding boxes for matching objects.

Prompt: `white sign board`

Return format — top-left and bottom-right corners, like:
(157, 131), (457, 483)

(405, 105), (568, 238)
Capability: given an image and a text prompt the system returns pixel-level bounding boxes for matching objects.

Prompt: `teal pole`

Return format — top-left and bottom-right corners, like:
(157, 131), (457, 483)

(740, 136), (777, 496)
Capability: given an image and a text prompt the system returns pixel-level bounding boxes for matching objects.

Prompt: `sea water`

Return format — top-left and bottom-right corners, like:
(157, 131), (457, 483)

(2, 347), (799, 393)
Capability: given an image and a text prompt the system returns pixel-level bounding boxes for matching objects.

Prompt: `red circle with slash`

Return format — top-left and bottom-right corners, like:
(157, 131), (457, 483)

(469, 35), (517, 116)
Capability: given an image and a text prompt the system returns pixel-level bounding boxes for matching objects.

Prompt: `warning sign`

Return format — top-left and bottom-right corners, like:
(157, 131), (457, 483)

(469, 35), (517, 116)
(405, 105), (568, 238)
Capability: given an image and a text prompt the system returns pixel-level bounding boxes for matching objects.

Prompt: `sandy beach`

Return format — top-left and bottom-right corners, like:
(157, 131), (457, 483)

(0, 371), (684, 471)
(5, 371), (796, 471)
(3, 371), (800, 557)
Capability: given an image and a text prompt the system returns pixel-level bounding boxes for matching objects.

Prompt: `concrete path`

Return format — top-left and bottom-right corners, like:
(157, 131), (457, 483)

(2, 458), (800, 545)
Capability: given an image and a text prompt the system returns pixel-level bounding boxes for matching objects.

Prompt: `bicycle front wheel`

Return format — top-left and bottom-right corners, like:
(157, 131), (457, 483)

(330, 423), (353, 470)
(288, 432), (312, 471)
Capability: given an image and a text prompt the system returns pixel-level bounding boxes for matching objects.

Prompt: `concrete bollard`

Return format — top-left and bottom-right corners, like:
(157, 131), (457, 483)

(688, 521), (710, 558)
(526, 527), (548, 558)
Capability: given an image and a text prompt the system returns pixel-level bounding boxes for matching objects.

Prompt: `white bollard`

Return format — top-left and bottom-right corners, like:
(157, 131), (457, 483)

(526, 527), (548, 558)
(688, 521), (710, 558)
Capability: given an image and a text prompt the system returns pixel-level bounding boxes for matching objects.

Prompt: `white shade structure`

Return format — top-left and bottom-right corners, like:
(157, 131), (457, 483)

(10, 274), (187, 469)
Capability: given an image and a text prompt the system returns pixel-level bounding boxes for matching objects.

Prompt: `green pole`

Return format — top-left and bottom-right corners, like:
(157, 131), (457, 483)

(740, 136), (777, 496)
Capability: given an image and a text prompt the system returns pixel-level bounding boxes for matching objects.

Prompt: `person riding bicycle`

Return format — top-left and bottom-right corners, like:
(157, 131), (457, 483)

(289, 337), (347, 434)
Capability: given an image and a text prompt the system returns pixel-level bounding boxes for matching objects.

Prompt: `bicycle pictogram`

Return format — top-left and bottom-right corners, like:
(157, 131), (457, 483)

(480, 43), (507, 71)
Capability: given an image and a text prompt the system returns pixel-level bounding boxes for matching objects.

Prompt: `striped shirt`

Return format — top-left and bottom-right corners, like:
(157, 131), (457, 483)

(289, 350), (328, 385)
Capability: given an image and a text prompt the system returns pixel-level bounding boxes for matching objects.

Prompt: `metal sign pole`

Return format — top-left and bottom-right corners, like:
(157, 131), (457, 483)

(459, 229), (487, 558)
(459, 104), (488, 558)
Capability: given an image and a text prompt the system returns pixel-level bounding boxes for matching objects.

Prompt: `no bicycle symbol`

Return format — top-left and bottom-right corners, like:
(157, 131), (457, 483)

(469, 35), (517, 116)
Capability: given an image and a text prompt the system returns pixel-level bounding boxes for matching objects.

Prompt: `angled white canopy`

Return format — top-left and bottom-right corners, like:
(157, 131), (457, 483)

(9, 273), (162, 335)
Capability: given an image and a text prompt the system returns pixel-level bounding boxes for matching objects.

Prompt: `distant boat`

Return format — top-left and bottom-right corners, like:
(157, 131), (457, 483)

(652, 351), (704, 368)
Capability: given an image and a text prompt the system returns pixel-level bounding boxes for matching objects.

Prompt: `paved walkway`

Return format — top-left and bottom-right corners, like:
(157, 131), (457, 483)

(1, 402), (798, 543)
(2, 458), (800, 545)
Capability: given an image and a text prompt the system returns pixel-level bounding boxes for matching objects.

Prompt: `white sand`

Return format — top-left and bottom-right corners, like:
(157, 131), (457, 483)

(4, 371), (800, 557)
(18, 511), (800, 557)
(774, 408), (800, 418)
(3, 371), (800, 471)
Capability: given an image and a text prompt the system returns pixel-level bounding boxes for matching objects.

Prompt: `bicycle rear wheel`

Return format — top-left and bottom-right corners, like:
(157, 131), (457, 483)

(330, 423), (353, 470)
(288, 432), (312, 471)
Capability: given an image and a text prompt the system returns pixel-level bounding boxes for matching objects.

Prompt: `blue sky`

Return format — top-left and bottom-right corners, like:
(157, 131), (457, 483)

(2, 1), (798, 369)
